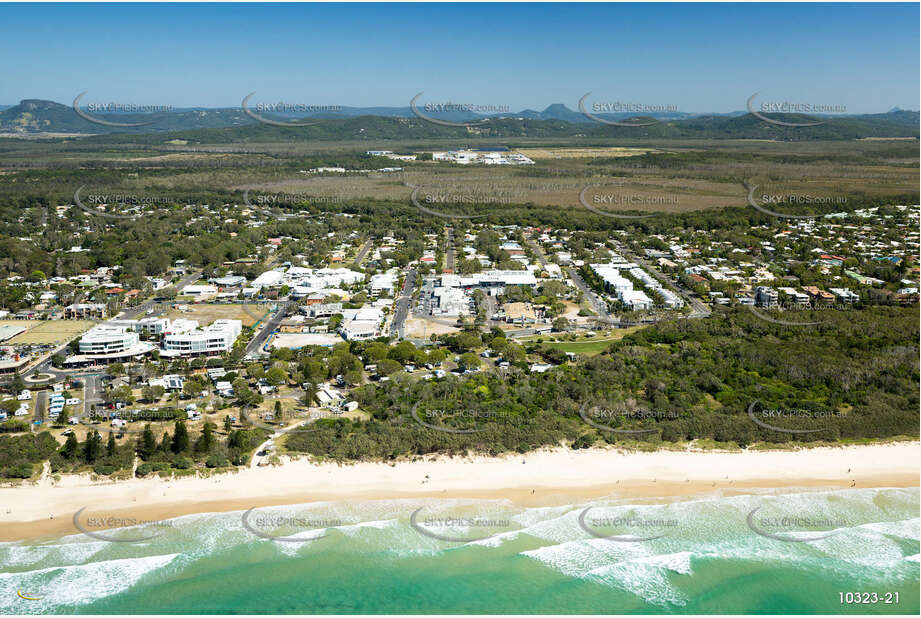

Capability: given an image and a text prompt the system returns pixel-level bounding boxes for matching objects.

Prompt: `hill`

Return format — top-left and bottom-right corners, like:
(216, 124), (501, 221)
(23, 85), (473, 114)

(0, 98), (917, 141)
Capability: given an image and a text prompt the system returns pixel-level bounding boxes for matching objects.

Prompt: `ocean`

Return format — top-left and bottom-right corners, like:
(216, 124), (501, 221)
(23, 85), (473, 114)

(1, 487), (918, 614)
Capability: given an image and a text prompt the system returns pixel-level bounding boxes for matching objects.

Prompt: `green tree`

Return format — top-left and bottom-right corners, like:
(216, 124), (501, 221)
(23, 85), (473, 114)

(61, 433), (79, 460)
(458, 353), (481, 371)
(194, 422), (216, 453)
(171, 421), (190, 454)
(245, 363), (265, 381)
(137, 424), (156, 459)
(83, 430), (102, 463)
(265, 367), (287, 386)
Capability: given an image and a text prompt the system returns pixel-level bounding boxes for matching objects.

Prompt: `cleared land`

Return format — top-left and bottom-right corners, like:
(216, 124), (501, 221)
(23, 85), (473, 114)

(164, 303), (269, 327)
(4, 320), (95, 345)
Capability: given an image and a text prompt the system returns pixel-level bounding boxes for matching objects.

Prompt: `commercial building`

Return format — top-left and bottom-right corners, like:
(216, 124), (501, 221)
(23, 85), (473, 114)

(440, 270), (538, 295)
(78, 325), (141, 355)
(161, 319), (242, 357)
(67, 324), (157, 366)
(340, 307), (383, 341)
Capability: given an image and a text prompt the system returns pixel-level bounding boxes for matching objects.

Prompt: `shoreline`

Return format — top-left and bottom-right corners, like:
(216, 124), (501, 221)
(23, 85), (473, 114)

(1, 442), (918, 542)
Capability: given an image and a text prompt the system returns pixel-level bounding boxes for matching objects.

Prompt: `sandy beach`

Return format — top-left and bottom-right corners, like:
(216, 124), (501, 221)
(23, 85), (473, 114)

(1, 442), (917, 542)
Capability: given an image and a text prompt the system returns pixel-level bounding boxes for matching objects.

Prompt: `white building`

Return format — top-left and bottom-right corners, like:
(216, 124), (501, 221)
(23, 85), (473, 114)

(370, 272), (397, 296)
(109, 317), (172, 336)
(78, 325), (141, 355)
(182, 284), (219, 297)
(340, 307), (383, 340)
(440, 270), (538, 295)
(829, 288), (860, 303)
(432, 286), (470, 316)
(161, 319), (242, 357)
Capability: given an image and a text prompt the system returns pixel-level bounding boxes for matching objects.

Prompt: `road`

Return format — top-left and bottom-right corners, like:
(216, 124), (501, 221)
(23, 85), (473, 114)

(444, 227), (455, 272)
(352, 240), (373, 267)
(245, 301), (289, 356)
(566, 266), (616, 324)
(390, 268), (417, 339)
(6, 271), (204, 385)
(525, 235), (551, 269)
(530, 235), (616, 326)
(118, 270), (201, 320)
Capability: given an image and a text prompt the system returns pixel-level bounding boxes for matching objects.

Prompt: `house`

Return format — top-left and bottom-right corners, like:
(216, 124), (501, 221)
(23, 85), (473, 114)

(316, 387), (344, 407)
(65, 303), (107, 319)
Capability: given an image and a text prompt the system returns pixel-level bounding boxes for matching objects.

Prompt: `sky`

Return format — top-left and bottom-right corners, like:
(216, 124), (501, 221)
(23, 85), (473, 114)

(0, 2), (918, 113)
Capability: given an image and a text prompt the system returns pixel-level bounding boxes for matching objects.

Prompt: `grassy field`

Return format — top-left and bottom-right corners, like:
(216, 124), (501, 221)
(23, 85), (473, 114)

(523, 326), (645, 356)
(164, 303), (270, 327)
(3, 320), (95, 345)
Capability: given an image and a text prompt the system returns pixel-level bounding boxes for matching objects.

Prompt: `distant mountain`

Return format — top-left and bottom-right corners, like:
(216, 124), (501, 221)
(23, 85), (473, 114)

(0, 98), (917, 140)
(0, 99), (252, 134)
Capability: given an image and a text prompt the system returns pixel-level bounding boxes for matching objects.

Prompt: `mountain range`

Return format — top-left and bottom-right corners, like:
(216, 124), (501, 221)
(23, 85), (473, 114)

(0, 98), (917, 140)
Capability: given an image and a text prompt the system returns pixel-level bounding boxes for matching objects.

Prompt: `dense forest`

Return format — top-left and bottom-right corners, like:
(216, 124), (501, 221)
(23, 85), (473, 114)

(285, 306), (919, 460)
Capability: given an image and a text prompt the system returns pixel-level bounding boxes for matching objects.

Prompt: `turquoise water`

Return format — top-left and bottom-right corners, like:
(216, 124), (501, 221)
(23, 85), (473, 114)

(1, 487), (918, 614)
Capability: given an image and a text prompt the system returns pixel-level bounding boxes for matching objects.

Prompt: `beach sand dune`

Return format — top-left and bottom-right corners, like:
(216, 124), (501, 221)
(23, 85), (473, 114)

(1, 442), (917, 542)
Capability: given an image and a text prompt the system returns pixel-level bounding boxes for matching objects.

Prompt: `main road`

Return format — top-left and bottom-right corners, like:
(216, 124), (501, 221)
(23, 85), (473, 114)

(390, 267), (417, 339)
(245, 301), (290, 356)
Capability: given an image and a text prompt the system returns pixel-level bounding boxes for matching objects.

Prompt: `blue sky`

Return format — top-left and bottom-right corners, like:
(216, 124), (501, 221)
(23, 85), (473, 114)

(1, 3), (917, 112)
